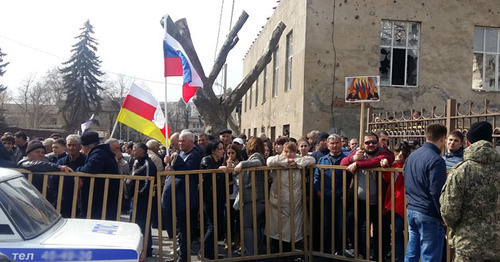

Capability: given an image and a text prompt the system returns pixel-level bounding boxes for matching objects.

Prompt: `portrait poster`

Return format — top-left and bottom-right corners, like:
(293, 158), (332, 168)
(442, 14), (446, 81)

(345, 76), (380, 103)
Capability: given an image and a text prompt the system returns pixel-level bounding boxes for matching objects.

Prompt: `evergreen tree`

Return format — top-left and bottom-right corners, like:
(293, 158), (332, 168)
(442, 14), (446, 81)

(60, 20), (104, 132)
(0, 47), (8, 92)
(0, 48), (9, 127)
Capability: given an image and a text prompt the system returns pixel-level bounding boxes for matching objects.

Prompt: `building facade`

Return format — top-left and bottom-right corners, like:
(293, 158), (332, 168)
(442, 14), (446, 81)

(241, 0), (500, 140)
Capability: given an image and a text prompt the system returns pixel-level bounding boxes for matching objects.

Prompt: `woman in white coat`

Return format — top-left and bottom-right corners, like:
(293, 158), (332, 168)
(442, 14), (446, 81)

(266, 141), (315, 252)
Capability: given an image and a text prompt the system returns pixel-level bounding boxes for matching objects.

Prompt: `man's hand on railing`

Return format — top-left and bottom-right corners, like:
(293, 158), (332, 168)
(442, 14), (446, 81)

(219, 166), (228, 173)
(380, 158), (389, 167)
(60, 165), (73, 173)
(346, 162), (357, 174)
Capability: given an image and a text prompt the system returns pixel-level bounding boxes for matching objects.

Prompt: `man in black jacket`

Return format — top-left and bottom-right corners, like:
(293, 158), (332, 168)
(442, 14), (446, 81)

(76, 131), (120, 220)
(130, 142), (156, 257)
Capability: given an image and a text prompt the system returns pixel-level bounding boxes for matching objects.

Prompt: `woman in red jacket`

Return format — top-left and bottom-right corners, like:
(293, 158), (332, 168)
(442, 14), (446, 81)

(381, 142), (410, 262)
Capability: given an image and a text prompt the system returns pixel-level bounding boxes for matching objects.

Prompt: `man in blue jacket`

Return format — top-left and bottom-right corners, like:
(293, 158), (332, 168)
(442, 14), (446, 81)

(404, 124), (447, 262)
(313, 134), (348, 254)
(442, 130), (464, 170)
(76, 131), (120, 220)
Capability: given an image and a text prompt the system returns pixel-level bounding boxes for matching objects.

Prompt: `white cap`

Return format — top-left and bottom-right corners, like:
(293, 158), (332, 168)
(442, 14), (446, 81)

(233, 137), (244, 145)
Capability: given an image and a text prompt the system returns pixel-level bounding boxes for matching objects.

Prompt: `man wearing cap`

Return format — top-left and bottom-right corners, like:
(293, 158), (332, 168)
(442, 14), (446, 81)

(76, 131), (120, 220)
(219, 129), (233, 147)
(17, 140), (73, 192)
(440, 121), (500, 261)
(14, 131), (28, 163)
(311, 132), (330, 162)
(233, 137), (248, 160)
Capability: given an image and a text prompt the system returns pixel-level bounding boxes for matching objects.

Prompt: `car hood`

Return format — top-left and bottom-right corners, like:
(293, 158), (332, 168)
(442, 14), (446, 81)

(42, 219), (142, 250)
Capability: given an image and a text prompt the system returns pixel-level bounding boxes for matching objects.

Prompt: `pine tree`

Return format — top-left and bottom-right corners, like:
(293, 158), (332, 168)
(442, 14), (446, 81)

(0, 47), (9, 127)
(0, 47), (8, 92)
(60, 20), (104, 132)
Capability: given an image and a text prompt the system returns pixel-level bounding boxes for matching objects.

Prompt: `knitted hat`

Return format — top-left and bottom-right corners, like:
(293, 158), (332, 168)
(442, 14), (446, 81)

(467, 121), (492, 144)
(26, 140), (45, 154)
(80, 131), (100, 146)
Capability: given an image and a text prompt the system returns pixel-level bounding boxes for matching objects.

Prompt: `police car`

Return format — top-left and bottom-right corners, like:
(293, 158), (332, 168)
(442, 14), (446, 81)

(0, 168), (143, 261)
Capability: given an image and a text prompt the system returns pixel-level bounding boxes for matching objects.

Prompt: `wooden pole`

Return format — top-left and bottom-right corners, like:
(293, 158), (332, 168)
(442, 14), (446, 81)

(359, 102), (365, 145)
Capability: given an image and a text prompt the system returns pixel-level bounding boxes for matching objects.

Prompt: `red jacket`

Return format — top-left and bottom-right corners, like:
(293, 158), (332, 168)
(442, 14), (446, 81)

(340, 146), (394, 168)
(382, 162), (405, 218)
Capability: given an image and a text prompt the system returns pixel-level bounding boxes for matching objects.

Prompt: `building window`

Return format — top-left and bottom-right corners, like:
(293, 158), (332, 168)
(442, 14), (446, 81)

(285, 32), (293, 91)
(249, 85), (252, 109)
(270, 126), (276, 142)
(473, 27), (500, 91)
(253, 128), (257, 137)
(263, 65), (267, 103)
(255, 80), (259, 107)
(380, 20), (420, 87)
(272, 47), (279, 97)
(244, 94), (247, 112)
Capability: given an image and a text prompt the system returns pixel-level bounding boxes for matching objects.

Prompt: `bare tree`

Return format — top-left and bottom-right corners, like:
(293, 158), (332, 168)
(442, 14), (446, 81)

(13, 76), (56, 129)
(164, 12), (286, 135)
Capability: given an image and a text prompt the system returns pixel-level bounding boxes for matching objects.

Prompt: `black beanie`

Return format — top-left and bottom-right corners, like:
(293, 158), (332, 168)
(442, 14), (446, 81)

(466, 121), (492, 144)
(26, 140), (45, 154)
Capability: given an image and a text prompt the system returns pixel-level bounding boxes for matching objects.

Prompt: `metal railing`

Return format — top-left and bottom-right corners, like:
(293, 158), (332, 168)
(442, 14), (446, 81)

(367, 99), (500, 147)
(17, 165), (453, 262)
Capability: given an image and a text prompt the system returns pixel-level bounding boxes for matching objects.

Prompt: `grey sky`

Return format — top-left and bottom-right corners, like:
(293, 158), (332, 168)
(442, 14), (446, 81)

(0, 0), (276, 102)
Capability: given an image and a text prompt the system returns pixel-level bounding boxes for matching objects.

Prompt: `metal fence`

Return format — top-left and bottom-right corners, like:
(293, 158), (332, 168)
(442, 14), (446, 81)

(19, 165), (452, 262)
(367, 99), (500, 148)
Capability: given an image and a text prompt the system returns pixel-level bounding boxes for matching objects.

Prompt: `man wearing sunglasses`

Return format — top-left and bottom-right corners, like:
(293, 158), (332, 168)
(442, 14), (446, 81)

(341, 132), (394, 260)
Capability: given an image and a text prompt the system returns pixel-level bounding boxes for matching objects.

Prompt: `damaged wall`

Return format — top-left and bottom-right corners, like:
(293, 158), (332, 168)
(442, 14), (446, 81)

(242, 0), (500, 140)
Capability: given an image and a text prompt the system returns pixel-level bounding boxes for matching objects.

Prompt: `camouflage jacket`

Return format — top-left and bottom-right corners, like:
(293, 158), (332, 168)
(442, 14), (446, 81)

(440, 140), (500, 259)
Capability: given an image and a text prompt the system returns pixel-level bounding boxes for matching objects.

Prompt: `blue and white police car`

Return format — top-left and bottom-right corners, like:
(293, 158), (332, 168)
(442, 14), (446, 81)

(0, 168), (143, 261)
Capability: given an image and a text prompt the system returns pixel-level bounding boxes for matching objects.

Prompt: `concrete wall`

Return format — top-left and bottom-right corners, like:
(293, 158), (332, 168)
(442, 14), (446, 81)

(243, 0), (500, 140)
(241, 0), (308, 139)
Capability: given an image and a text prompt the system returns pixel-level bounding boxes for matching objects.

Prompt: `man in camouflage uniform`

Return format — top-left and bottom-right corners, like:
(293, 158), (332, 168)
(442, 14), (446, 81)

(440, 121), (500, 262)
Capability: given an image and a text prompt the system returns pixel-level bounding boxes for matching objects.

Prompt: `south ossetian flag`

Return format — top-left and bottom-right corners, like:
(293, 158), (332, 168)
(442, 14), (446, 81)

(116, 84), (169, 146)
(163, 17), (203, 103)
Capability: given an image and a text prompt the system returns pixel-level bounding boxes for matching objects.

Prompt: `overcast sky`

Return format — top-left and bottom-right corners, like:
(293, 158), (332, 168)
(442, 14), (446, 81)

(0, 0), (277, 102)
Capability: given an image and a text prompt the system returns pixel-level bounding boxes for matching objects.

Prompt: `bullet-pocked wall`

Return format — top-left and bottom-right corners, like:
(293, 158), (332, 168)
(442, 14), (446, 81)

(243, 0), (500, 139)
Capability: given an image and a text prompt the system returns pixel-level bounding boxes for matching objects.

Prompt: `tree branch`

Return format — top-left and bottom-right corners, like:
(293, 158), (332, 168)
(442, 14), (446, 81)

(223, 22), (286, 110)
(207, 11), (249, 88)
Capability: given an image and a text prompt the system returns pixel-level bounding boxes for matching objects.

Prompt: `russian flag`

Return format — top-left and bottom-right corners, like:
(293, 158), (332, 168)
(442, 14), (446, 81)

(163, 20), (203, 103)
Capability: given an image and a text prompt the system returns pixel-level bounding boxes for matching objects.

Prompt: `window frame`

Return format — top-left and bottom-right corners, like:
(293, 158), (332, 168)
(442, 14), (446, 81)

(272, 46), (279, 98)
(285, 32), (293, 92)
(473, 26), (500, 91)
(380, 20), (421, 87)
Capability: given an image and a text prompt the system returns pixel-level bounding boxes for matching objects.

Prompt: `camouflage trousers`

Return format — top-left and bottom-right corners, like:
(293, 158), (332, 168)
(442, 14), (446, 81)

(453, 252), (500, 262)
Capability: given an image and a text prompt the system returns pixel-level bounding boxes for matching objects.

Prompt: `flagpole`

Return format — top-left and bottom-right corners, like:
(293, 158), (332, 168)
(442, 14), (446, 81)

(110, 120), (119, 139)
(163, 16), (170, 158)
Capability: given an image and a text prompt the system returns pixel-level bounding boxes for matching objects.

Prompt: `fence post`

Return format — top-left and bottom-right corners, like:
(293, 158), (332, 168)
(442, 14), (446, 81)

(446, 99), (457, 132)
(366, 106), (372, 133)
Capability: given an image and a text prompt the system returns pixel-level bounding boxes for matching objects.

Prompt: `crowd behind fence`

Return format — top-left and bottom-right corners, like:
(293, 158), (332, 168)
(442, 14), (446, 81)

(15, 164), (459, 262)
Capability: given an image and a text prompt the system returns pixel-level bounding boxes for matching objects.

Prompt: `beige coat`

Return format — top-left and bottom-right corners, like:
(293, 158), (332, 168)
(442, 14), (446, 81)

(266, 155), (315, 242)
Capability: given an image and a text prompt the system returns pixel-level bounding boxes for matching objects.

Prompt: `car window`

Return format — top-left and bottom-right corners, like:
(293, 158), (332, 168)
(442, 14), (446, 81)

(0, 177), (60, 239)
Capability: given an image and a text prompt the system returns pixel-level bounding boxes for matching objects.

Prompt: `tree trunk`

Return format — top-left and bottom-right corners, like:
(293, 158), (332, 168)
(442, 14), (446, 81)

(164, 14), (286, 136)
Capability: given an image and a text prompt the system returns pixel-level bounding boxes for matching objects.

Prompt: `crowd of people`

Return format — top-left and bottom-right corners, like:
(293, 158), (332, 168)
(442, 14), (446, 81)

(0, 122), (497, 262)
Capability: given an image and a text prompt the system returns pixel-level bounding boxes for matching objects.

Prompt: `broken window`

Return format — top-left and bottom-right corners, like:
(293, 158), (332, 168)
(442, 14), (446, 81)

(380, 20), (420, 87)
(473, 27), (500, 91)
